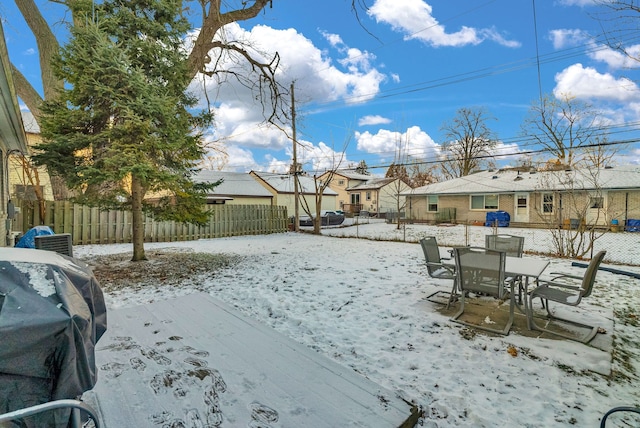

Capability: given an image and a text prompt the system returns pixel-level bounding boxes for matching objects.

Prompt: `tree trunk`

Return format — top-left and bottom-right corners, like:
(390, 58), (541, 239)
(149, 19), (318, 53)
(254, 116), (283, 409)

(14, 0), (62, 102)
(130, 175), (147, 261)
(186, 0), (272, 80)
(10, 65), (43, 120)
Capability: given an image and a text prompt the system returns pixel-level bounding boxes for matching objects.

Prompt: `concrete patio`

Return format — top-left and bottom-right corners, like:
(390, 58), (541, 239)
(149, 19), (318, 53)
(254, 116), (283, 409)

(425, 291), (614, 375)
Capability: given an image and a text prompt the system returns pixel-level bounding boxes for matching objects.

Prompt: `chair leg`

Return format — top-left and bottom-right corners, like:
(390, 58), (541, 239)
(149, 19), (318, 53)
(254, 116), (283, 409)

(451, 290), (513, 336)
(425, 279), (459, 308)
(445, 278), (458, 310)
(525, 298), (599, 343)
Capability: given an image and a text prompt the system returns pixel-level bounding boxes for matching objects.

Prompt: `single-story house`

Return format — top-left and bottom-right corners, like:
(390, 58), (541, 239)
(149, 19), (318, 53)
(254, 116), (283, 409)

(192, 170), (274, 205)
(319, 169), (411, 216)
(250, 171), (337, 216)
(0, 21), (30, 245)
(403, 166), (640, 228)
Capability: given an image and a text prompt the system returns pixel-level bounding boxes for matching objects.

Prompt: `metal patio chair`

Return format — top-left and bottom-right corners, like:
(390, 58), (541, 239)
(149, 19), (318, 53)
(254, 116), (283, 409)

(0, 399), (100, 428)
(485, 234), (524, 257)
(451, 246), (513, 335)
(600, 406), (640, 427)
(486, 234), (525, 301)
(525, 250), (607, 343)
(419, 236), (457, 309)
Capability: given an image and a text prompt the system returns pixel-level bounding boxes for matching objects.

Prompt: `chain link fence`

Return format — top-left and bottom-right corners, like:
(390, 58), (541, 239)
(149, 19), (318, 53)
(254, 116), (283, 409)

(329, 219), (640, 266)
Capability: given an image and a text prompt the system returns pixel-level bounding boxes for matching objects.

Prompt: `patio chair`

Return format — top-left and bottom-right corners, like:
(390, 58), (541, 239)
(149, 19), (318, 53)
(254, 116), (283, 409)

(486, 234), (525, 301)
(419, 236), (457, 309)
(451, 246), (513, 335)
(0, 399), (100, 427)
(525, 250), (606, 343)
(600, 406), (640, 427)
(485, 234), (524, 257)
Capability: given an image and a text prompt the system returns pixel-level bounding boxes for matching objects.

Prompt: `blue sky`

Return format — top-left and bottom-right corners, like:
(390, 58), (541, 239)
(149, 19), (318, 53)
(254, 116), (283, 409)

(3, 0), (640, 176)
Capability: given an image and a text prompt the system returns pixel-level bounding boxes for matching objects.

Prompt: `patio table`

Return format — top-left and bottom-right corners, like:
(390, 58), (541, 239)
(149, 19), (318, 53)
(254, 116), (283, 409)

(444, 255), (549, 332)
(444, 255), (549, 286)
(504, 257), (550, 308)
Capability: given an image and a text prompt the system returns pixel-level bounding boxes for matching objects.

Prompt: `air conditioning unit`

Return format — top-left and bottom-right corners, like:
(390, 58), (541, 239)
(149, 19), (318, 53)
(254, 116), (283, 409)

(35, 233), (73, 257)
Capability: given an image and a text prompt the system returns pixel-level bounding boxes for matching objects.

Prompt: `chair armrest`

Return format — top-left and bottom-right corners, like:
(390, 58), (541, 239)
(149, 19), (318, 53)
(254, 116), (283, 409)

(535, 278), (583, 292)
(548, 272), (583, 281)
(426, 262), (455, 274)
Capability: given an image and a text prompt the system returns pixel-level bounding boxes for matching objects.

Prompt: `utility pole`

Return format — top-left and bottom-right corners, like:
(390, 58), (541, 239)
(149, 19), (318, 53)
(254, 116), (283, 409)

(291, 82), (300, 232)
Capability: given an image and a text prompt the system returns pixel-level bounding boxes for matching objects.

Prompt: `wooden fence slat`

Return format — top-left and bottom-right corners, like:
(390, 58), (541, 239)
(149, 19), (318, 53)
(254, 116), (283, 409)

(14, 201), (288, 245)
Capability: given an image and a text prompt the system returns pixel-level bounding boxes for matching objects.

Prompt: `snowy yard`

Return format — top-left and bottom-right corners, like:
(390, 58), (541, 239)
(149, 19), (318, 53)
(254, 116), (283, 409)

(75, 222), (640, 427)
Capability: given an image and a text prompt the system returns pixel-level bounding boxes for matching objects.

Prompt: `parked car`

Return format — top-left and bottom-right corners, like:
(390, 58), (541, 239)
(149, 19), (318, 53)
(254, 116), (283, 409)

(299, 210), (345, 227)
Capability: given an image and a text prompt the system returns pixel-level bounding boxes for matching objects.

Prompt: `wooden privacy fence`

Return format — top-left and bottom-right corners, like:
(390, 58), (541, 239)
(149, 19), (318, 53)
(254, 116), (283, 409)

(13, 201), (289, 245)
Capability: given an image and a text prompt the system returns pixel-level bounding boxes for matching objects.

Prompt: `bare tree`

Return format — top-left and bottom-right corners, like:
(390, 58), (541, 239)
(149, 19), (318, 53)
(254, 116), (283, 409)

(384, 131), (412, 229)
(10, 0), (282, 128)
(407, 163), (438, 188)
(439, 107), (498, 179)
(298, 138), (350, 235)
(8, 153), (46, 221)
(520, 93), (613, 167)
(593, 1), (640, 62)
(533, 168), (612, 258)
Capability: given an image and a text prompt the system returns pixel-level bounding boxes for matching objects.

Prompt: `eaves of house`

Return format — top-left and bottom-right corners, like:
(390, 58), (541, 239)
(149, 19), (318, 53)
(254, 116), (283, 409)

(347, 177), (395, 191)
(0, 21), (28, 154)
(193, 170), (273, 199)
(331, 169), (373, 181)
(404, 166), (640, 196)
(251, 171), (338, 196)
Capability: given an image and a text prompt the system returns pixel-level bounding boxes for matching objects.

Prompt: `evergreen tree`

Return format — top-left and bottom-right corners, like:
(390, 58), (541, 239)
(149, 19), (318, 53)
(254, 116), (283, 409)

(33, 0), (214, 261)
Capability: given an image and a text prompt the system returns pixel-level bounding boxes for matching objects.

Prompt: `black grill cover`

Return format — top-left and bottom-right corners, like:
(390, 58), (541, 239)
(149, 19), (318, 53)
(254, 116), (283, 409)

(0, 247), (107, 426)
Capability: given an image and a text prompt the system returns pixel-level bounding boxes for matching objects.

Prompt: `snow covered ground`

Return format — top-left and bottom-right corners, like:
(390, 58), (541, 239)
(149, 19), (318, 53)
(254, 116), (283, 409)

(75, 222), (640, 427)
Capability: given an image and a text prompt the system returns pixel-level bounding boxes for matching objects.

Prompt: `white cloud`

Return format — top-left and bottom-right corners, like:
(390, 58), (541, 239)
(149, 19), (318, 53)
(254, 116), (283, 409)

(355, 126), (438, 161)
(264, 156), (291, 174)
(554, 63), (640, 102)
(549, 29), (589, 49)
(321, 31), (343, 48)
(556, 0), (597, 6)
(184, 23), (389, 172)
(588, 44), (640, 70)
(23, 48), (35, 56)
(205, 145), (259, 172)
(368, 0), (520, 48)
(189, 23), (388, 108)
(298, 141), (353, 172)
(549, 28), (640, 70)
(358, 115), (392, 126)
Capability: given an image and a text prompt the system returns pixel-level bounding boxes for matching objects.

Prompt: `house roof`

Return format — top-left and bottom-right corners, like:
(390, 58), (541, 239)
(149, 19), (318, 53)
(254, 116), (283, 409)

(193, 170), (273, 198)
(0, 21), (28, 153)
(331, 169), (373, 181)
(21, 110), (40, 134)
(405, 166), (640, 196)
(347, 177), (395, 191)
(252, 171), (338, 195)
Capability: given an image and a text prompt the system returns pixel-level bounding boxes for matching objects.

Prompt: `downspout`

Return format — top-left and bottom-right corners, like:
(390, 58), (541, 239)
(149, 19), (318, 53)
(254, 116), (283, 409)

(625, 192), (629, 230)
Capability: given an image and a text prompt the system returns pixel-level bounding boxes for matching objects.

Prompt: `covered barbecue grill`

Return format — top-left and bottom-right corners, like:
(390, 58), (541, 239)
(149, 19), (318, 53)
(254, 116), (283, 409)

(0, 248), (107, 426)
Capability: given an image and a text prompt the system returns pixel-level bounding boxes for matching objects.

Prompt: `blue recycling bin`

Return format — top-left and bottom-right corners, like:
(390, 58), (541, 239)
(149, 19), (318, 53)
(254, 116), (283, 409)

(485, 211), (510, 227)
(626, 219), (640, 232)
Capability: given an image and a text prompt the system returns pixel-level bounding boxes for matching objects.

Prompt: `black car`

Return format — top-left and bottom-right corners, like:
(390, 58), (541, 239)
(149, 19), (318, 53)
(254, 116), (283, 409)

(299, 210), (345, 227)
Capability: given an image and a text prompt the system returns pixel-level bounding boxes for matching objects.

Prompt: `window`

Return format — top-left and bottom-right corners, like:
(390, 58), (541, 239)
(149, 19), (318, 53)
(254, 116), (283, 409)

(338, 179), (345, 186)
(351, 193), (360, 204)
(470, 194), (498, 210)
(542, 193), (554, 214)
(590, 196), (604, 209)
(14, 185), (43, 201)
(427, 195), (438, 212)
(517, 196), (527, 209)
(366, 191), (371, 201)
